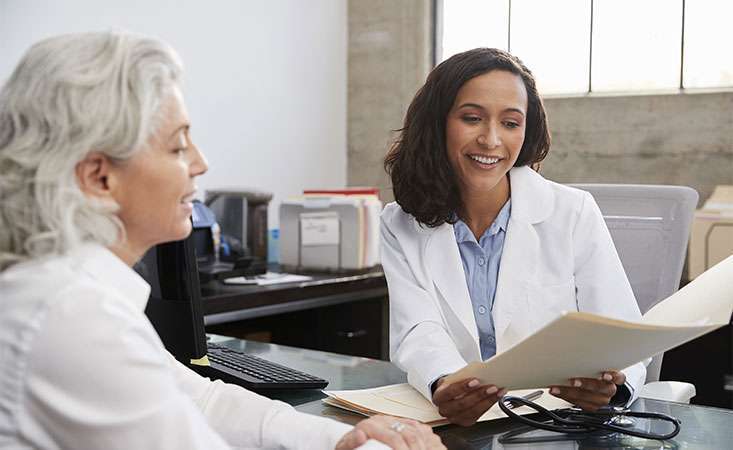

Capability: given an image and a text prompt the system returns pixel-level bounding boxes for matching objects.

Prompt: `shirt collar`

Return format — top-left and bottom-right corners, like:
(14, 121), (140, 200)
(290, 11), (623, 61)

(453, 199), (512, 244)
(72, 243), (152, 311)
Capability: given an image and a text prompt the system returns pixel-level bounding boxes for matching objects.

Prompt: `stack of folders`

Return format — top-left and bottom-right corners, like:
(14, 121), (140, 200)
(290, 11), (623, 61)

(323, 255), (733, 424)
(323, 385), (572, 427)
(280, 188), (382, 271)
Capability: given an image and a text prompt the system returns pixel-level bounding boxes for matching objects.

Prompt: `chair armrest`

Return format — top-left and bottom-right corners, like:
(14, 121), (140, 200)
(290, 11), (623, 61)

(639, 381), (696, 403)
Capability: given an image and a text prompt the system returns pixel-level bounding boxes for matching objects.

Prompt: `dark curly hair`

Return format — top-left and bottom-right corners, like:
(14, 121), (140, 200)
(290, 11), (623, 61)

(384, 48), (550, 227)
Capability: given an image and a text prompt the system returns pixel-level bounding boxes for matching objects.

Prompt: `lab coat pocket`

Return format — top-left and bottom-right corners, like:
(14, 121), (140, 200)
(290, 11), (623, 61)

(528, 278), (578, 331)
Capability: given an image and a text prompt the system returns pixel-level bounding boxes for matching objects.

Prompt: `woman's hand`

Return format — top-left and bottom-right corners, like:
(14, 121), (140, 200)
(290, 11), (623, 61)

(335, 415), (445, 450)
(432, 377), (507, 427)
(549, 370), (626, 411)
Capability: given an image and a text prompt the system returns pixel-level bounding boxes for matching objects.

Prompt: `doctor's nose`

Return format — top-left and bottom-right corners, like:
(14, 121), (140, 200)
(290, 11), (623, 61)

(477, 126), (501, 149)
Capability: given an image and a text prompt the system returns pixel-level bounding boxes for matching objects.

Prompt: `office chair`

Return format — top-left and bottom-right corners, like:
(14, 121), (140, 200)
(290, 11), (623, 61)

(570, 184), (699, 403)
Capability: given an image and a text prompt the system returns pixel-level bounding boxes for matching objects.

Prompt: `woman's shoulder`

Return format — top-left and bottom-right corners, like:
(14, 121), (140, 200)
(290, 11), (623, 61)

(381, 201), (414, 228)
(0, 250), (156, 361)
(545, 178), (593, 208)
(380, 202), (439, 250)
(511, 166), (594, 222)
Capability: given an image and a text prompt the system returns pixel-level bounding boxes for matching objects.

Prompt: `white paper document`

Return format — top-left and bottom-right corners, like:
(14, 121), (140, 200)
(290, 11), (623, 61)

(223, 272), (313, 286)
(443, 255), (733, 390)
(299, 211), (340, 246)
(323, 384), (572, 426)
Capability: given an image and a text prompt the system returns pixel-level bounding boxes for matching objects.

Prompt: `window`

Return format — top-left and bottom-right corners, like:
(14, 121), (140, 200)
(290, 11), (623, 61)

(683, 0), (733, 89)
(510, 0), (590, 94)
(437, 0), (733, 95)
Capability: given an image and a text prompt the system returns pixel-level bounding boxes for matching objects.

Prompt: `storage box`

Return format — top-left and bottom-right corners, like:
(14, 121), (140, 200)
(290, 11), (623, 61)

(279, 194), (382, 272)
(688, 185), (733, 279)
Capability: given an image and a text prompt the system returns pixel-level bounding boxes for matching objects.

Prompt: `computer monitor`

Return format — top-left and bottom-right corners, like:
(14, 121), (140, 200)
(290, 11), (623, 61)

(133, 233), (330, 391)
(135, 235), (208, 364)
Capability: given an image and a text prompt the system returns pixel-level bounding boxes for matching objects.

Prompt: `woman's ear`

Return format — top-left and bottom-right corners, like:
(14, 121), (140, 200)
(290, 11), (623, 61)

(75, 152), (113, 200)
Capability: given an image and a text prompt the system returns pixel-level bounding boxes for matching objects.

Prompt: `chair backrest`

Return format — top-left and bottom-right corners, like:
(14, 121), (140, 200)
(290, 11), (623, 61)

(570, 184), (698, 382)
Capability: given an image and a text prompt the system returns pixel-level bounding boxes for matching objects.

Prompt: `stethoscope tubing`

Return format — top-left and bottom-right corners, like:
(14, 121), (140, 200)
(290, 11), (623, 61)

(498, 395), (681, 441)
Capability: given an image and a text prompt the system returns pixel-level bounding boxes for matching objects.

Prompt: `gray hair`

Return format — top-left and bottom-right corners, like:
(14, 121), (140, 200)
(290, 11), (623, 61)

(0, 31), (183, 270)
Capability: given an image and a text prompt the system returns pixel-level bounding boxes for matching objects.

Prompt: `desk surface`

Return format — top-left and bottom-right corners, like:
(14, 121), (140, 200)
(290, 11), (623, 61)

(215, 337), (733, 450)
(202, 270), (386, 325)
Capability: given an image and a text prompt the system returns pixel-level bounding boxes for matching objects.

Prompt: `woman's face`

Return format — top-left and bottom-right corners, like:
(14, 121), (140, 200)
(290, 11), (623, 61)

(109, 87), (208, 251)
(445, 70), (528, 197)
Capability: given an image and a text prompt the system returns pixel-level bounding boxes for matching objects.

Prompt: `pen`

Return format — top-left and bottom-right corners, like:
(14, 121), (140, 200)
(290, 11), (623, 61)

(504, 389), (543, 409)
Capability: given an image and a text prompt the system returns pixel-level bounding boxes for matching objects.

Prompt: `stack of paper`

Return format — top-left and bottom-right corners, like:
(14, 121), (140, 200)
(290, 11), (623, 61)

(323, 384), (572, 426)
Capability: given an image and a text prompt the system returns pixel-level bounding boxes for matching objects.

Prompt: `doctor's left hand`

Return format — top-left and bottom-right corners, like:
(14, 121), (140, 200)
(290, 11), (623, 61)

(548, 370), (626, 411)
(432, 377), (507, 426)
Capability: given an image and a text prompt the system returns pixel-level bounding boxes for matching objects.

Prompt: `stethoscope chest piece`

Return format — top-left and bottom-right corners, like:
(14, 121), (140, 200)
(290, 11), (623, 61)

(607, 414), (635, 427)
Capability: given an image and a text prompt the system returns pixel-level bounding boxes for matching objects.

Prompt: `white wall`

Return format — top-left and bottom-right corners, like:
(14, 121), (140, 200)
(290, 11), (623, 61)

(0, 0), (347, 229)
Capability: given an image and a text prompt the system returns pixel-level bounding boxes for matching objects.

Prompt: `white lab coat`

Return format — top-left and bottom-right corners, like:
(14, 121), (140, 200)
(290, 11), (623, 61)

(380, 165), (647, 403)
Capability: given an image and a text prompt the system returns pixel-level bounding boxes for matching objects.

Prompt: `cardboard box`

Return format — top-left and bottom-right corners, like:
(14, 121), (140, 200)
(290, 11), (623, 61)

(688, 185), (733, 279)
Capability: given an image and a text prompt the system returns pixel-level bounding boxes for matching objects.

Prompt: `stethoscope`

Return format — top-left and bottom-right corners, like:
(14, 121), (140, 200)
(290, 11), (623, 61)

(496, 394), (682, 444)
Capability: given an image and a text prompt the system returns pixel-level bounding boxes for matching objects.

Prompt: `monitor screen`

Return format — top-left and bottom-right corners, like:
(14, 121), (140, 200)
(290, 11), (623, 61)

(135, 235), (208, 363)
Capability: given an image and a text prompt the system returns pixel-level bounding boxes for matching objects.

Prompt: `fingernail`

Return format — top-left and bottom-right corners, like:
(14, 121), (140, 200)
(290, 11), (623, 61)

(550, 387), (560, 395)
(603, 373), (613, 382)
(573, 379), (582, 387)
(486, 386), (498, 395)
(468, 379), (479, 388)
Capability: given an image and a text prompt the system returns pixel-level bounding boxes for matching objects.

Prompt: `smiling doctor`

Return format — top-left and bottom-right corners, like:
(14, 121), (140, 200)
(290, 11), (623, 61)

(381, 48), (646, 427)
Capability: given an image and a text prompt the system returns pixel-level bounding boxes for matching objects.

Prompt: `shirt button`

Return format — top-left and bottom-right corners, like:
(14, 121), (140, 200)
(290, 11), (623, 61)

(478, 305), (487, 315)
(478, 257), (486, 266)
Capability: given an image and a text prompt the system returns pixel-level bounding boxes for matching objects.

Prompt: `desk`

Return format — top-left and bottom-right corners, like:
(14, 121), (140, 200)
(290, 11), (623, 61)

(202, 271), (389, 359)
(214, 336), (733, 449)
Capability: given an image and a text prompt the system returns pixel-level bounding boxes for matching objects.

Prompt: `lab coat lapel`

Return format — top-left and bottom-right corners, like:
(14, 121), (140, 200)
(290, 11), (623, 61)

(493, 166), (551, 348)
(492, 219), (538, 345)
(425, 224), (481, 345)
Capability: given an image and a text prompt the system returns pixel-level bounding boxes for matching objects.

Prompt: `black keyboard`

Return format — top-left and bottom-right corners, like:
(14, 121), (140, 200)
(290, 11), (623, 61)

(199, 343), (329, 391)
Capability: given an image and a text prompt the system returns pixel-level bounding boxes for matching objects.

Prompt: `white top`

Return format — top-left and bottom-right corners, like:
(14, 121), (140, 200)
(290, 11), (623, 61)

(0, 244), (373, 449)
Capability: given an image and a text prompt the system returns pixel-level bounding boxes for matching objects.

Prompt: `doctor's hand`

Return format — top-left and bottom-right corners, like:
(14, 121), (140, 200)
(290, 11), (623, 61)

(335, 415), (445, 450)
(432, 377), (507, 427)
(548, 370), (626, 411)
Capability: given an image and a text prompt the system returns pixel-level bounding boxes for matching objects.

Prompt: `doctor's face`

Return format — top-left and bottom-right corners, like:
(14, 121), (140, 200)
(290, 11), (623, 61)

(109, 87), (208, 251)
(445, 70), (528, 197)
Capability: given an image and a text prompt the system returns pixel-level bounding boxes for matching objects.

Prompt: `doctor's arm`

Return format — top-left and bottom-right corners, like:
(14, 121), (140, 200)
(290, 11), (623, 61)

(551, 191), (646, 409)
(381, 217), (504, 425)
(380, 219), (468, 400)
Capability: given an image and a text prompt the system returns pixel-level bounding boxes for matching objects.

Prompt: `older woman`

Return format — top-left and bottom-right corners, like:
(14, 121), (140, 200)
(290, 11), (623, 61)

(0, 31), (443, 450)
(381, 48), (647, 426)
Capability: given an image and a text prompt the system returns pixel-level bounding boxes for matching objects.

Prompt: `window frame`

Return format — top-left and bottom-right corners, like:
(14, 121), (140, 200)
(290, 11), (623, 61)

(434, 0), (733, 97)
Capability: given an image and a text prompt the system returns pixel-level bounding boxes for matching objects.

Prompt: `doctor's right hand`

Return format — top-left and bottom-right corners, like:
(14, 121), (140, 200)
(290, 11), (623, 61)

(432, 377), (507, 427)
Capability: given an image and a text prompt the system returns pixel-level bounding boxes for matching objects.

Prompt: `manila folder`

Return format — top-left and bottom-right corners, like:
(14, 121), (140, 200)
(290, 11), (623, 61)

(444, 255), (733, 390)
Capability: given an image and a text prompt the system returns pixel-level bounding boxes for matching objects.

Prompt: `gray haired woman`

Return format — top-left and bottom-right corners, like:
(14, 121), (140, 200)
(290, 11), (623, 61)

(0, 31), (444, 450)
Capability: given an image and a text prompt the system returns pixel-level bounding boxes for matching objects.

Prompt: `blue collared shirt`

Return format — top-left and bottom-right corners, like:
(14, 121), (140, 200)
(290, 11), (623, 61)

(453, 200), (511, 361)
